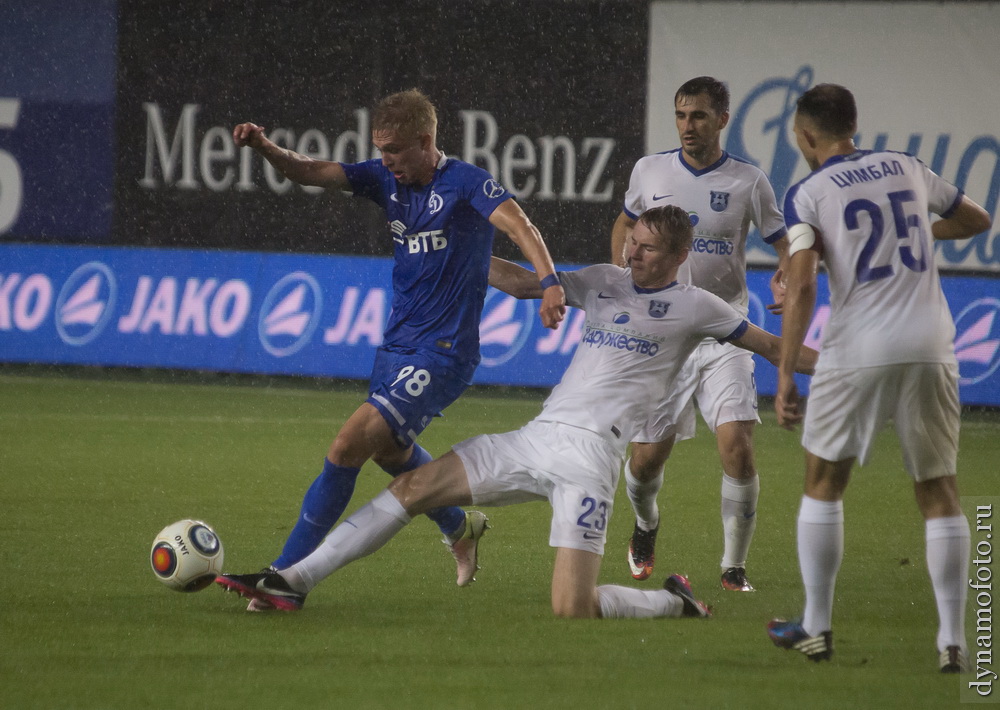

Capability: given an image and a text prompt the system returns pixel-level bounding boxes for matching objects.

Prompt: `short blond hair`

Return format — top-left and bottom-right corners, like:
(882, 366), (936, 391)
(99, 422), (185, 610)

(638, 205), (693, 255)
(372, 89), (438, 141)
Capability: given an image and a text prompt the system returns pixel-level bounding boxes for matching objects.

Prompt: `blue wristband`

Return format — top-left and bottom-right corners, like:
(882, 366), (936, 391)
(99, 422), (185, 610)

(540, 273), (560, 290)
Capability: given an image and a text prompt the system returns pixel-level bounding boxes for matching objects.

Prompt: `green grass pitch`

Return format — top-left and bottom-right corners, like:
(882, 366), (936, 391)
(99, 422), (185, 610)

(1, 367), (997, 708)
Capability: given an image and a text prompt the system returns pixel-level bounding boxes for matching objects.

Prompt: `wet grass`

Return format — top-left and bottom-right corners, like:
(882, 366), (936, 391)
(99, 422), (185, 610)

(2, 367), (996, 708)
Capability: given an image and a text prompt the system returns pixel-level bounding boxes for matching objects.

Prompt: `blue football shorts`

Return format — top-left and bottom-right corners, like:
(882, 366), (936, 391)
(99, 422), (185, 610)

(367, 345), (477, 448)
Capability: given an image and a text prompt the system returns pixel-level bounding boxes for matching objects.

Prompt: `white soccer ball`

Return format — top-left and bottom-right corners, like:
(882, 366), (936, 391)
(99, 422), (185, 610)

(150, 519), (225, 592)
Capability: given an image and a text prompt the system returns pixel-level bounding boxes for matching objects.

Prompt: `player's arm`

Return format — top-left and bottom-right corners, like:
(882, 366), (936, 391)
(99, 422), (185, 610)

(767, 234), (790, 314)
(932, 195), (992, 241)
(729, 323), (816, 375)
(233, 122), (350, 189)
(610, 211), (636, 267)
(488, 199), (566, 329)
(488, 257), (544, 299)
(773, 222), (821, 430)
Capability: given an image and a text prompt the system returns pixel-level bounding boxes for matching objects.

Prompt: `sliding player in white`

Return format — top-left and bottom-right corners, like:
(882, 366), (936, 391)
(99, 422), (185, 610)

(767, 83), (991, 671)
(610, 77), (789, 591)
(217, 206), (816, 619)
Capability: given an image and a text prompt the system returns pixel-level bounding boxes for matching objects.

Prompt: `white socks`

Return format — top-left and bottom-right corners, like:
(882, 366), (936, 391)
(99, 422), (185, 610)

(797, 496), (844, 637)
(283, 489), (412, 593)
(625, 459), (663, 532)
(597, 584), (684, 619)
(721, 474), (759, 569)
(926, 515), (970, 652)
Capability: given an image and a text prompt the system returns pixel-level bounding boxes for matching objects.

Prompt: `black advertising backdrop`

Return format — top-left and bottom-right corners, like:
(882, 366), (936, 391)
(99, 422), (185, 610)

(114, 0), (647, 262)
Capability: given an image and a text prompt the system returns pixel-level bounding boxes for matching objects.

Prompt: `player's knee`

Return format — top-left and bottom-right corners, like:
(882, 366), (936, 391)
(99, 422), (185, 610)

(550, 586), (600, 619)
(551, 598), (599, 619)
(722, 453), (756, 480)
(327, 434), (377, 468)
(914, 475), (961, 518)
(371, 445), (411, 472)
(716, 425), (756, 478)
(630, 443), (672, 479)
(386, 472), (424, 514)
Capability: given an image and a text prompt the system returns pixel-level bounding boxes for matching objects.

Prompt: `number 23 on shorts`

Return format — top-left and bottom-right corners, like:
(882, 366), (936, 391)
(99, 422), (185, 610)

(577, 496), (608, 534)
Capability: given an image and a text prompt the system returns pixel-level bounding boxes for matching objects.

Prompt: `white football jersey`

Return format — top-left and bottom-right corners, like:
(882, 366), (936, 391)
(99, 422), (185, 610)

(623, 150), (786, 315)
(536, 264), (747, 454)
(785, 150), (963, 369)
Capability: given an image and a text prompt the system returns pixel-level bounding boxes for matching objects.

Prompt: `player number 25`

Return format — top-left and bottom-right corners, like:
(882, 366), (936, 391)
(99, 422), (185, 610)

(849, 189), (929, 283)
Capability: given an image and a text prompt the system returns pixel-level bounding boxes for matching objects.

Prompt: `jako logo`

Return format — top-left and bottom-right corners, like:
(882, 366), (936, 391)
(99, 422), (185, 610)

(479, 288), (535, 367)
(258, 271), (323, 357)
(56, 262), (118, 346)
(954, 298), (1000, 386)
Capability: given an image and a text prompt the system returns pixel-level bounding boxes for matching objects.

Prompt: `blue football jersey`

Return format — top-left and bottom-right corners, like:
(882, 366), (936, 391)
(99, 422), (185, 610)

(342, 156), (512, 363)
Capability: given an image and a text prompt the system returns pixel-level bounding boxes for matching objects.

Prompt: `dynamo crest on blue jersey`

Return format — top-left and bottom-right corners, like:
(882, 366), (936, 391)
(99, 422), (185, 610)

(428, 190), (444, 214)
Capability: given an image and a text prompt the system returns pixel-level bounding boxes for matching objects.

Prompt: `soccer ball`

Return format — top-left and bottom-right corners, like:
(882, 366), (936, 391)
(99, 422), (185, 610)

(150, 519), (225, 592)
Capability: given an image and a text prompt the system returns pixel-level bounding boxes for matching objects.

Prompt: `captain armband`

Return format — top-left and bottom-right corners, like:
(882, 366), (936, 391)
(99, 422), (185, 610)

(787, 222), (818, 256)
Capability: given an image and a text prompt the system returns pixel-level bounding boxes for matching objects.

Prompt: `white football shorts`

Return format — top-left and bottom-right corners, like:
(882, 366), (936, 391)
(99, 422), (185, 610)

(635, 339), (760, 444)
(453, 420), (621, 555)
(802, 362), (960, 481)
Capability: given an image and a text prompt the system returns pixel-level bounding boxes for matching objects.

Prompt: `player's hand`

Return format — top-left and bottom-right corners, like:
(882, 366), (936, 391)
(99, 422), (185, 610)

(538, 285), (566, 329)
(775, 373), (803, 430)
(233, 122), (266, 149)
(767, 268), (786, 314)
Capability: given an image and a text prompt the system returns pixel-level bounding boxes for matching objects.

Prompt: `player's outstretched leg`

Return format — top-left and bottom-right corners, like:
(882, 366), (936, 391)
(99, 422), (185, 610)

(444, 510), (489, 586)
(272, 459), (361, 570)
(216, 570), (307, 612)
(381, 443), (479, 585)
(766, 619), (833, 662)
(245, 567), (278, 612)
(663, 574), (711, 618)
(595, 574), (710, 619)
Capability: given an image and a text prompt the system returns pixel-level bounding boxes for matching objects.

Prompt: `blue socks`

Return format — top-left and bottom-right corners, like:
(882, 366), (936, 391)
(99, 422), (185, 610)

(382, 444), (466, 537)
(273, 445), (466, 569)
(273, 459), (360, 569)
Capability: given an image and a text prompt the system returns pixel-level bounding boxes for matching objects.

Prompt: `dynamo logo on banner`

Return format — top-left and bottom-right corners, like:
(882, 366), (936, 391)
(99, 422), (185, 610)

(479, 288), (536, 367)
(55, 261), (117, 346)
(954, 298), (1000, 386)
(258, 271), (323, 357)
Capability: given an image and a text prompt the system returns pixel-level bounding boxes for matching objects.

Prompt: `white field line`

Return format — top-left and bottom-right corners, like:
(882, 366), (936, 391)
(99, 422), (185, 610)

(0, 411), (334, 426)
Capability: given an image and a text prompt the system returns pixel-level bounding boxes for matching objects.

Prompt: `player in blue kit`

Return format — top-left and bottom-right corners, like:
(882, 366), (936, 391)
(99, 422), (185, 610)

(767, 84), (991, 670)
(230, 90), (565, 609)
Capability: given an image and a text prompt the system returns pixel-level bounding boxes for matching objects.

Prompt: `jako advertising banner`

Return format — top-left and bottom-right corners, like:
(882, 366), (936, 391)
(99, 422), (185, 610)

(2, 243), (998, 405)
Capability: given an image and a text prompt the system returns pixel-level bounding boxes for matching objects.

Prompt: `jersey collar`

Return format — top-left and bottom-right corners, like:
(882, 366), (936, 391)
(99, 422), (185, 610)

(632, 280), (678, 295)
(678, 150), (729, 177)
(819, 150), (870, 170)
